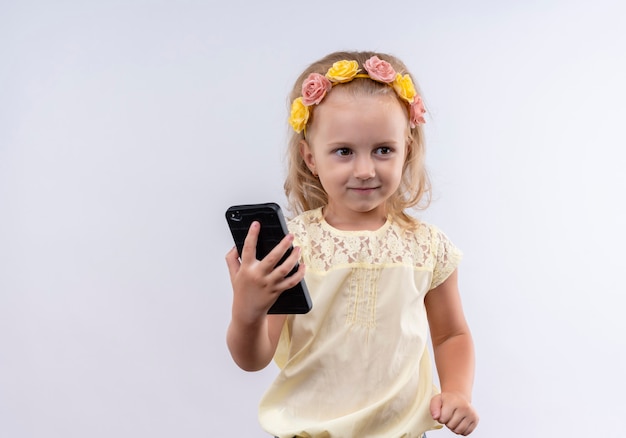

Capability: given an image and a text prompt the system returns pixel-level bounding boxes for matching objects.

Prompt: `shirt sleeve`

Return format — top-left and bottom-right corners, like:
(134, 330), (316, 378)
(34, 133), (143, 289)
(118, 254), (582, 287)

(429, 225), (463, 289)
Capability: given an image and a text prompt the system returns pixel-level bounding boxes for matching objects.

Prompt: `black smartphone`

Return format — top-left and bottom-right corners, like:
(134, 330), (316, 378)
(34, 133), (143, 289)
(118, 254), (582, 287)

(225, 203), (312, 314)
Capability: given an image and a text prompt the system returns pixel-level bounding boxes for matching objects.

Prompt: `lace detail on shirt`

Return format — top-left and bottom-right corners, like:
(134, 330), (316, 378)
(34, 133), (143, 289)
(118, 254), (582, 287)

(288, 208), (462, 289)
(345, 266), (381, 329)
(430, 226), (463, 289)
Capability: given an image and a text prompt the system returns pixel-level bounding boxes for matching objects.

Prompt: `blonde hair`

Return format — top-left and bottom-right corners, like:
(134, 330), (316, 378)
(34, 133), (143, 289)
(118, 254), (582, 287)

(284, 50), (431, 229)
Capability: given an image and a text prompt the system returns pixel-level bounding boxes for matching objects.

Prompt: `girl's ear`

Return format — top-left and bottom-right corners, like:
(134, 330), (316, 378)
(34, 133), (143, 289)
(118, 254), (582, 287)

(299, 140), (317, 176)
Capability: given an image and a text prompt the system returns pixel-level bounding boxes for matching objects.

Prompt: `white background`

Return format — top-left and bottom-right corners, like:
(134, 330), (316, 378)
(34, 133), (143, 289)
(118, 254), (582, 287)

(1, 0), (625, 437)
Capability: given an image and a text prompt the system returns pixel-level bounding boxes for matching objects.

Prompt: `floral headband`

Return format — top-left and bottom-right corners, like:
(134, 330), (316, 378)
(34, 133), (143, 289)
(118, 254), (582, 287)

(289, 56), (426, 134)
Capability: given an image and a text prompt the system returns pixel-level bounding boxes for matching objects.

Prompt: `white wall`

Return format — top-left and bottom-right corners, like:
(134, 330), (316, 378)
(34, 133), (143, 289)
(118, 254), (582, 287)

(1, 1), (625, 437)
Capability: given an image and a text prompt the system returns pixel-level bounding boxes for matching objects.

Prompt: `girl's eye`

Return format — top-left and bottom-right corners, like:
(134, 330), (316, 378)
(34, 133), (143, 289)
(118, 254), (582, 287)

(375, 146), (393, 155)
(335, 148), (352, 156)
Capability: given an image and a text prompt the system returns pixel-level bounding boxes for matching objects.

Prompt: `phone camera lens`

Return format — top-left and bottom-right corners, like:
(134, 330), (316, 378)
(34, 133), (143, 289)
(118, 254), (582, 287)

(230, 211), (243, 222)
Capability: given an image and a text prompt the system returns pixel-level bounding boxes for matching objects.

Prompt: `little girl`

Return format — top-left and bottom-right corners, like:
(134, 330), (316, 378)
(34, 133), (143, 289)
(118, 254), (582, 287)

(225, 50), (479, 437)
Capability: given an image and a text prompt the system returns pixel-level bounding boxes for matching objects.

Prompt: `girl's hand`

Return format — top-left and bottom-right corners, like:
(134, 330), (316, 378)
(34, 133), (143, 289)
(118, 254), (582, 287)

(225, 221), (305, 324)
(430, 391), (479, 435)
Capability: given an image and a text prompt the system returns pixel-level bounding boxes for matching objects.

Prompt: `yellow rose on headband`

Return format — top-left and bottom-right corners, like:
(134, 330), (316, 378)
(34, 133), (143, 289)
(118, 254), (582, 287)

(289, 97), (310, 133)
(392, 73), (417, 103)
(326, 60), (361, 83)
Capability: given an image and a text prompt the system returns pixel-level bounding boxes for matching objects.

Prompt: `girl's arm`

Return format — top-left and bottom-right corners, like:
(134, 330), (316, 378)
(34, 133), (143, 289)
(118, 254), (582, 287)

(225, 221), (304, 371)
(226, 308), (286, 372)
(425, 269), (479, 435)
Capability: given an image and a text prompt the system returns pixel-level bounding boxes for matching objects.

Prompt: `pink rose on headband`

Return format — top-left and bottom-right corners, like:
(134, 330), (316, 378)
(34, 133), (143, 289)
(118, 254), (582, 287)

(363, 56), (396, 83)
(301, 73), (333, 106)
(410, 95), (426, 128)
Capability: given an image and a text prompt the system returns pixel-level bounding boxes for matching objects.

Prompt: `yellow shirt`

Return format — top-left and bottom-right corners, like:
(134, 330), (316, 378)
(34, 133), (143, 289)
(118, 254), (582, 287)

(259, 208), (462, 438)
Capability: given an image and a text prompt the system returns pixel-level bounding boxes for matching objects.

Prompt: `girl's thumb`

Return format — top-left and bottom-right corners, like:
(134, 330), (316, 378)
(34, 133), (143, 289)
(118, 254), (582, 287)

(430, 394), (442, 421)
(225, 246), (241, 279)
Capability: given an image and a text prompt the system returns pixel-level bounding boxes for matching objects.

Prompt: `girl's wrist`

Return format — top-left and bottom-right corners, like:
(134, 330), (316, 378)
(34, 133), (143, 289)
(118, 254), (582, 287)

(440, 389), (472, 403)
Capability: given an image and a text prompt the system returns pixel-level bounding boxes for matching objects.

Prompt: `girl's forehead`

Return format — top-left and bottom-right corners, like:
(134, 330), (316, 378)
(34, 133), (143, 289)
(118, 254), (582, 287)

(308, 90), (410, 144)
(314, 89), (408, 124)
(320, 86), (398, 106)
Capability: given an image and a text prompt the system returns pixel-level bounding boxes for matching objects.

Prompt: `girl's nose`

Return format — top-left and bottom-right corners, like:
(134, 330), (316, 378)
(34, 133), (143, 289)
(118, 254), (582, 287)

(353, 156), (376, 180)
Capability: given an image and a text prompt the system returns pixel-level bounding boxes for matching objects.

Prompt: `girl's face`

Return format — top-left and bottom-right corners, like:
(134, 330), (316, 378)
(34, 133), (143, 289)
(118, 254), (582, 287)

(301, 88), (409, 230)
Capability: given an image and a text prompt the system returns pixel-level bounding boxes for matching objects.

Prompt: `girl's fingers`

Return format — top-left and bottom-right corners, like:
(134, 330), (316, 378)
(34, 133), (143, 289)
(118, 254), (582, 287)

(430, 394), (442, 421)
(269, 245), (300, 278)
(240, 221), (260, 262)
(275, 261), (306, 291)
(450, 417), (474, 436)
(260, 233), (295, 271)
(241, 223), (295, 269)
(275, 264), (305, 294)
(239, 223), (304, 289)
